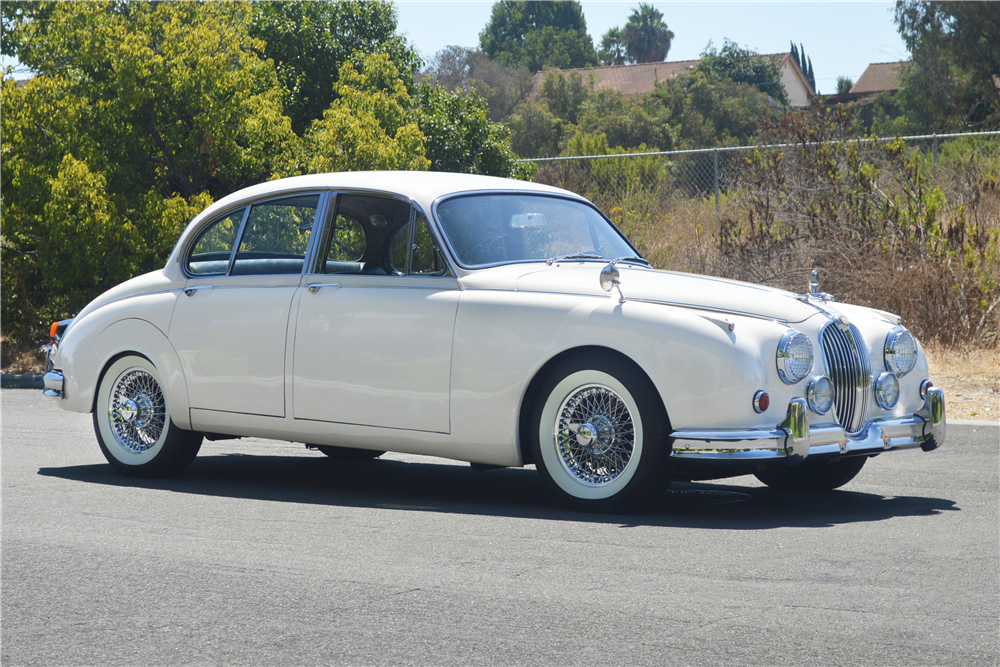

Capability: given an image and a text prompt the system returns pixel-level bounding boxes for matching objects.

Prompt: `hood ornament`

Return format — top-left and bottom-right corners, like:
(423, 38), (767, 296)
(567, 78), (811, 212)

(796, 268), (835, 303)
(600, 261), (626, 304)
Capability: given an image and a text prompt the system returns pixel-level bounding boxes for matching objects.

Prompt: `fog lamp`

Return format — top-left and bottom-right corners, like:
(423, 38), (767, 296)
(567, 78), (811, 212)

(807, 376), (834, 414)
(875, 372), (900, 409)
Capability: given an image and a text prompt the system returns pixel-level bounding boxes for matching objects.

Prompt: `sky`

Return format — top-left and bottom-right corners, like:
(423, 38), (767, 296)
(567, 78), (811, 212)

(394, 1), (910, 94)
(2, 2), (912, 95)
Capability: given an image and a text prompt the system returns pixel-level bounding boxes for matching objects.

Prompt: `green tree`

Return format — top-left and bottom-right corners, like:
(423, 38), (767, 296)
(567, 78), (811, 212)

(479, 1), (597, 72)
(507, 98), (566, 158)
(538, 69), (591, 124)
(248, 0), (420, 135)
(697, 39), (789, 106)
(651, 68), (777, 148)
(297, 54), (429, 175)
(412, 83), (533, 179)
(622, 3), (674, 64)
(789, 41), (816, 92)
(836, 76), (854, 95)
(893, 1), (1000, 130)
(575, 89), (675, 151)
(599, 27), (627, 66)
(1, 1), (295, 341)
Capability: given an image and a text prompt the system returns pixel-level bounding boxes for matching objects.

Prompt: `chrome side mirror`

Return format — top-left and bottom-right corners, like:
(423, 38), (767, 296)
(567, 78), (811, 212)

(600, 262), (625, 304)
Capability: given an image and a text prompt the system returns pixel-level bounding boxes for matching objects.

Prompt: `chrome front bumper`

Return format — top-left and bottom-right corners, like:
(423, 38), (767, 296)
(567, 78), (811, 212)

(669, 389), (946, 465)
(43, 370), (64, 398)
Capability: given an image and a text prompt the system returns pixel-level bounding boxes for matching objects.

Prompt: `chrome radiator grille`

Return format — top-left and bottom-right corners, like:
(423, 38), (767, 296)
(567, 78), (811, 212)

(820, 322), (873, 435)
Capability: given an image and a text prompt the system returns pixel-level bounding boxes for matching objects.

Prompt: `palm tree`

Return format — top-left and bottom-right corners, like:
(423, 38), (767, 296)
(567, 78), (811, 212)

(622, 3), (674, 64)
(600, 27), (627, 66)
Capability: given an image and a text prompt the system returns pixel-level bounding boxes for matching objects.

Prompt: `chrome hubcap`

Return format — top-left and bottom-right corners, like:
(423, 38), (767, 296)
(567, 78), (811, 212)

(109, 369), (165, 454)
(555, 384), (635, 486)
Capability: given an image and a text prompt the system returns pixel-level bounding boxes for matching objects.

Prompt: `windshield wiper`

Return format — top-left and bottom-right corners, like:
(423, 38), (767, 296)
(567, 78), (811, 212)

(612, 256), (650, 266)
(546, 253), (604, 265)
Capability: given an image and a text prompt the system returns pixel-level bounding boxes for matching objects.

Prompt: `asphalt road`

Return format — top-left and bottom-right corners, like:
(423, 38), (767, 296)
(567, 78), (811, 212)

(3, 389), (998, 666)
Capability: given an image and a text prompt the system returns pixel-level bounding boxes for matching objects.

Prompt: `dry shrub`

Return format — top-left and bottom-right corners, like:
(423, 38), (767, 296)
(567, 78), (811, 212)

(711, 107), (999, 348)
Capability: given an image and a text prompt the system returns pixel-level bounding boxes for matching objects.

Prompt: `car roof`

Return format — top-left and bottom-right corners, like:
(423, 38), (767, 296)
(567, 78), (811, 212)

(206, 171), (580, 215)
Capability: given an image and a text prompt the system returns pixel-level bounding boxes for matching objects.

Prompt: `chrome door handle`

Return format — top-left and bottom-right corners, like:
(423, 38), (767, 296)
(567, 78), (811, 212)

(306, 283), (341, 294)
(183, 286), (214, 297)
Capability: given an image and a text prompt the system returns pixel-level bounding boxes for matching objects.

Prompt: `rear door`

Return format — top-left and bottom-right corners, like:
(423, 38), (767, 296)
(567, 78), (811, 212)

(291, 194), (459, 433)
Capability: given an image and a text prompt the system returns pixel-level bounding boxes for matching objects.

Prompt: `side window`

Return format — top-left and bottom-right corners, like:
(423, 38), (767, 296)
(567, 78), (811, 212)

(322, 214), (367, 274)
(390, 214), (446, 276)
(318, 195), (409, 275)
(231, 194), (319, 276)
(187, 208), (244, 276)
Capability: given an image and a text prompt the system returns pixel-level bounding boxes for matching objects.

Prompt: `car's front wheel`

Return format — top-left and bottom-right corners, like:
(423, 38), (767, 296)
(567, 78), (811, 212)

(530, 352), (669, 512)
(754, 455), (868, 492)
(94, 355), (202, 478)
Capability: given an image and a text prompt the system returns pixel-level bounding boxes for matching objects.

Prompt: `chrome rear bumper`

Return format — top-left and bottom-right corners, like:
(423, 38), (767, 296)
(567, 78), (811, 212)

(670, 388), (946, 464)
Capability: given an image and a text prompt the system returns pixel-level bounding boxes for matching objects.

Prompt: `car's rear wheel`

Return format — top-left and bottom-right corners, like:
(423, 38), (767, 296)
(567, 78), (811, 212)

(313, 445), (384, 461)
(754, 455), (868, 492)
(94, 355), (202, 478)
(530, 352), (669, 512)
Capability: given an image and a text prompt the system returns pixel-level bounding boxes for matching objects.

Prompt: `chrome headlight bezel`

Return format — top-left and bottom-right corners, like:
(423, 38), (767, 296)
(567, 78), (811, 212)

(884, 326), (918, 377)
(874, 372), (901, 409)
(806, 375), (834, 415)
(776, 330), (815, 385)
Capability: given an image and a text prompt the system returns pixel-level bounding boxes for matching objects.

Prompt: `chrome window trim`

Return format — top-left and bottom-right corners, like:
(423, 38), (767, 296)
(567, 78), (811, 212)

(430, 190), (642, 271)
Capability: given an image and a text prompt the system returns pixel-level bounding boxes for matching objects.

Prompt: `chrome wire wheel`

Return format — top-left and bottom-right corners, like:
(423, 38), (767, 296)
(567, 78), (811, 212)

(109, 368), (166, 454)
(554, 384), (635, 486)
(94, 354), (202, 477)
(532, 359), (663, 508)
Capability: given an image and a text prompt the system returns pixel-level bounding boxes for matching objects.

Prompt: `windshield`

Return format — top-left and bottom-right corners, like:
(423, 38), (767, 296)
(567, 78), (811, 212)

(435, 194), (639, 268)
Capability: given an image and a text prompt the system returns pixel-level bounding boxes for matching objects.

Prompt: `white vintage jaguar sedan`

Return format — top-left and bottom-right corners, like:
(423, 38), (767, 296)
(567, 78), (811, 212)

(44, 171), (946, 511)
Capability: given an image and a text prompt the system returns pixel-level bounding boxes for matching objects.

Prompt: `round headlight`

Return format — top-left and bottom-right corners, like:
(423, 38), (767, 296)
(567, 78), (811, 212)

(777, 330), (814, 384)
(884, 327), (918, 377)
(874, 372), (900, 409)
(807, 376), (834, 414)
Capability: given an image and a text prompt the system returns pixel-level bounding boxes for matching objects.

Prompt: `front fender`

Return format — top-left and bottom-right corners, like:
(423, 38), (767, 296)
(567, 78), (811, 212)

(52, 294), (191, 429)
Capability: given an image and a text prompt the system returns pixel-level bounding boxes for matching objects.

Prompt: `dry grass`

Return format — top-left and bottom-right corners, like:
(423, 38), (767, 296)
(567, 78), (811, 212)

(924, 345), (1000, 421)
(1, 337), (47, 374)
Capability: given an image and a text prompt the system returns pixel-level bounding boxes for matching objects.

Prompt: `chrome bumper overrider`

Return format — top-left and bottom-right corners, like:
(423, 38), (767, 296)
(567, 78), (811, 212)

(43, 370), (65, 398)
(669, 389), (946, 465)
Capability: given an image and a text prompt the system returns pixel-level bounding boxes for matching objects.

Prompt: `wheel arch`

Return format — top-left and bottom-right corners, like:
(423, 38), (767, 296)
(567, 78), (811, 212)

(517, 344), (671, 465)
(82, 319), (192, 430)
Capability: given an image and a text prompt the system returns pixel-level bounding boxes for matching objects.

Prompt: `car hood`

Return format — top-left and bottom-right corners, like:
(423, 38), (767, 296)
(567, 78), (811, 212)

(464, 263), (823, 323)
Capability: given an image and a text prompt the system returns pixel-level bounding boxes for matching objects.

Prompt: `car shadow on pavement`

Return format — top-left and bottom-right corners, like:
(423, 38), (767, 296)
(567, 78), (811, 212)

(37, 452), (960, 529)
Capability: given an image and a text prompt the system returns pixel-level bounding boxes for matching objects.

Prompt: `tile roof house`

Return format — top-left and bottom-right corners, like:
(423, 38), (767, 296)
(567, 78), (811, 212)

(531, 53), (815, 108)
(818, 61), (905, 107)
(850, 62), (904, 95)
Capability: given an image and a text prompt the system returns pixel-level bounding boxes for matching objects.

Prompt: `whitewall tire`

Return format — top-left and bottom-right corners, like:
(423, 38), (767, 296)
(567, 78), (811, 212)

(530, 352), (669, 511)
(94, 355), (202, 478)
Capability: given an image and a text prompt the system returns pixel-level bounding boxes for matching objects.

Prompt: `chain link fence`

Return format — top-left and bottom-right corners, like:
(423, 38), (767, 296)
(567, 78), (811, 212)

(527, 131), (1000, 346)
(528, 131), (1000, 217)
